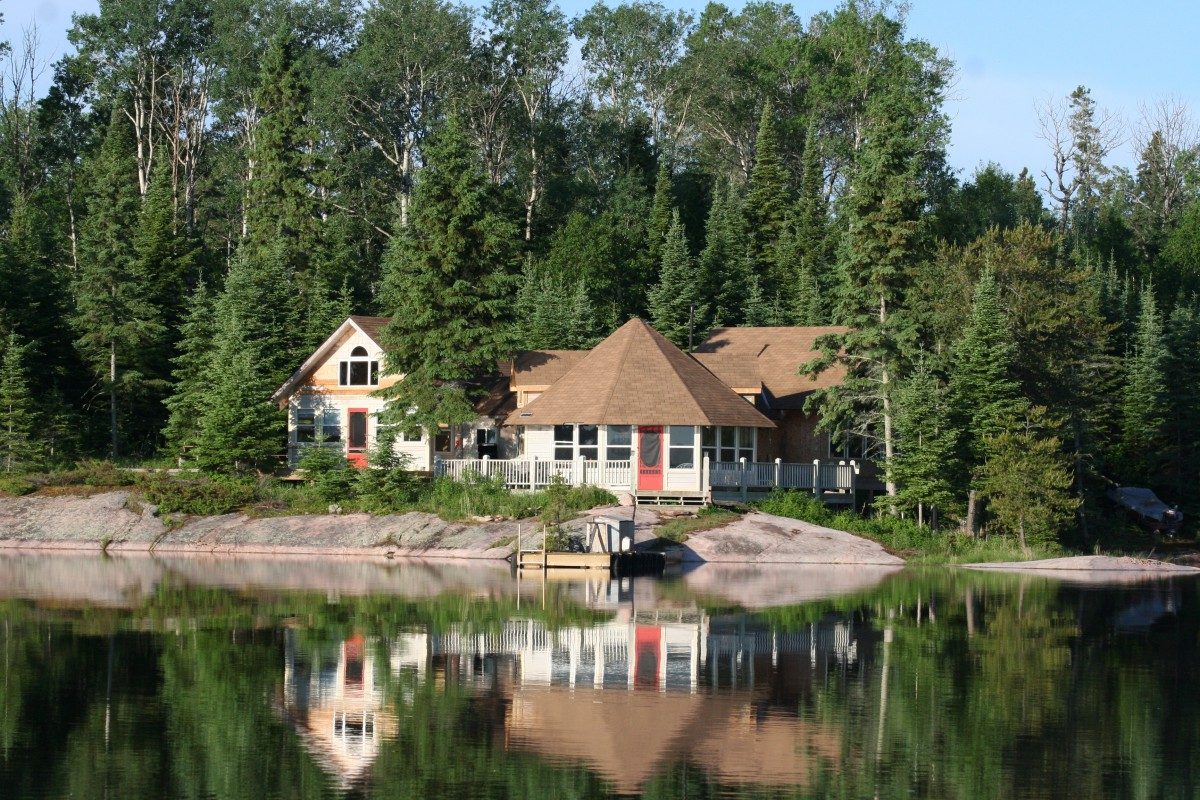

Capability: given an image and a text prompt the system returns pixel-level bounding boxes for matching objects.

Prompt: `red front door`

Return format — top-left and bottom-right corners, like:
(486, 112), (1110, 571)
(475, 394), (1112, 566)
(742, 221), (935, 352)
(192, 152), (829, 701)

(347, 409), (368, 468)
(637, 426), (663, 490)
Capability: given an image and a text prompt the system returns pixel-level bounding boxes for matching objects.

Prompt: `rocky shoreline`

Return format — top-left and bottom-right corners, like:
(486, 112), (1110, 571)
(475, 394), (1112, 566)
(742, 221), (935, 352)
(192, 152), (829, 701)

(2, 491), (1199, 576)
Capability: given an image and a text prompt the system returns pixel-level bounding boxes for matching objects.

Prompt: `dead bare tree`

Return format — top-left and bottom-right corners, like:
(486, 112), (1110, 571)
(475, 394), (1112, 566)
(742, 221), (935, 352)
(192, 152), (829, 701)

(0, 26), (48, 197)
(1133, 96), (1199, 222)
(1036, 88), (1123, 238)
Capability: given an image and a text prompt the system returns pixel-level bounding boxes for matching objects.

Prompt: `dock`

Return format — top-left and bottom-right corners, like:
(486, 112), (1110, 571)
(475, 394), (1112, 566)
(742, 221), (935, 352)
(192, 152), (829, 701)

(514, 519), (664, 575)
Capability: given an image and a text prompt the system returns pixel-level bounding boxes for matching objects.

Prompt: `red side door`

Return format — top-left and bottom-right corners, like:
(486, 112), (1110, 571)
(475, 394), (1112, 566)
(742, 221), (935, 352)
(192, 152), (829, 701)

(637, 426), (663, 490)
(347, 409), (368, 468)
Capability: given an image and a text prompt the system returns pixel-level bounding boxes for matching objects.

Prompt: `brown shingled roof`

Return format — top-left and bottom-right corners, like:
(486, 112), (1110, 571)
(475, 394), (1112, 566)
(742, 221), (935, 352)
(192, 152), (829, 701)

(510, 350), (588, 388)
(504, 319), (774, 428)
(694, 326), (847, 409)
(349, 315), (392, 343)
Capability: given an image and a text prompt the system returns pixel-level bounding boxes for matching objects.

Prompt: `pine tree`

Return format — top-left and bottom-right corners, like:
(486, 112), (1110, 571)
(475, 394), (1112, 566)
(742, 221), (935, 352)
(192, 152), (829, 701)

(648, 211), (708, 348)
(0, 333), (41, 472)
(979, 406), (1077, 550)
(808, 80), (937, 499)
(744, 102), (790, 290)
(891, 361), (962, 527)
(378, 117), (520, 429)
(163, 280), (216, 456)
(699, 181), (752, 326)
(948, 269), (1026, 465)
(73, 110), (166, 458)
(1119, 283), (1168, 479)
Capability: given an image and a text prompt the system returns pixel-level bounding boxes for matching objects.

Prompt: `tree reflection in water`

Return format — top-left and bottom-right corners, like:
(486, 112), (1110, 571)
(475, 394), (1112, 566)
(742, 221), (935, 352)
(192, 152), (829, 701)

(0, 558), (1196, 799)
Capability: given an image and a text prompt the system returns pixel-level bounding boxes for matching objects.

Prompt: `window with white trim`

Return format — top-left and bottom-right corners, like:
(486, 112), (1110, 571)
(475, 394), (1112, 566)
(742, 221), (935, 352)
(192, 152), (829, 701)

(296, 401), (340, 443)
(605, 425), (632, 461)
(701, 426), (755, 463)
(668, 425), (695, 469)
(339, 346), (379, 386)
(553, 425), (574, 461)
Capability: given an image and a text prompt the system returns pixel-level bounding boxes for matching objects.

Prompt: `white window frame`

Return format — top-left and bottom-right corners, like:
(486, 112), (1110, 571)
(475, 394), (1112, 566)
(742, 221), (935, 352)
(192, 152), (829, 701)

(339, 346), (380, 387)
(668, 425), (696, 469)
(701, 426), (756, 463)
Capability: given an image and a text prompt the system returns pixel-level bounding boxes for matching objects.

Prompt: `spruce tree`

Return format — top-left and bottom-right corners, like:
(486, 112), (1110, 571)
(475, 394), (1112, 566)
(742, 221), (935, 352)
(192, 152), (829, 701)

(163, 280), (216, 456)
(648, 211), (708, 348)
(190, 318), (286, 473)
(744, 102), (790, 289)
(979, 406), (1077, 550)
(378, 118), (520, 430)
(891, 361), (962, 527)
(699, 181), (752, 326)
(948, 269), (1026, 465)
(646, 163), (673, 273)
(1119, 283), (1168, 479)
(0, 333), (41, 472)
(564, 279), (602, 349)
(73, 110), (166, 458)
(1166, 297), (1200, 497)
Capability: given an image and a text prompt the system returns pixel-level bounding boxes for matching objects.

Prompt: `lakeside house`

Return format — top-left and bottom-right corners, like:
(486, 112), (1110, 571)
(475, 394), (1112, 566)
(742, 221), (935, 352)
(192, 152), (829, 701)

(273, 316), (876, 504)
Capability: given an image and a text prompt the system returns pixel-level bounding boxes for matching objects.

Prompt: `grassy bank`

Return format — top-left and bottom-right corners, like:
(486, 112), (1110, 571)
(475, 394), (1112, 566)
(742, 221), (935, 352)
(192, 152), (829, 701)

(0, 463), (615, 524)
(755, 491), (1062, 564)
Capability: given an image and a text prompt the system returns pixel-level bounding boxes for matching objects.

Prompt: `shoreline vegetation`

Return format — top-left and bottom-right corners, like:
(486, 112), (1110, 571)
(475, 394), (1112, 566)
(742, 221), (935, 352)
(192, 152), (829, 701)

(0, 462), (1191, 567)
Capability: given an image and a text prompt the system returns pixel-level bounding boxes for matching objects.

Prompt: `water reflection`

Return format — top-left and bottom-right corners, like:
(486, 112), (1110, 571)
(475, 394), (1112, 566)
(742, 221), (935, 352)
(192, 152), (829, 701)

(0, 554), (1198, 800)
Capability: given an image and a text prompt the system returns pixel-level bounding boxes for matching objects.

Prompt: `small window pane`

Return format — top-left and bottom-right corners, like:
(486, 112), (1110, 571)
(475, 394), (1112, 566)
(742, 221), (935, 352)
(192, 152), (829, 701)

(554, 447), (573, 461)
(669, 426), (694, 447)
(370, 361), (379, 385)
(738, 427), (753, 447)
(701, 447), (717, 463)
(701, 427), (716, 447)
(339, 362), (348, 385)
(349, 361), (370, 385)
(579, 425), (598, 447)
(720, 448), (736, 462)
(607, 425), (631, 446)
(669, 449), (693, 469)
(720, 427), (736, 447)
(553, 424), (573, 444)
(351, 346), (368, 357)
(579, 446), (598, 461)
(607, 447), (631, 461)
(297, 411), (316, 443)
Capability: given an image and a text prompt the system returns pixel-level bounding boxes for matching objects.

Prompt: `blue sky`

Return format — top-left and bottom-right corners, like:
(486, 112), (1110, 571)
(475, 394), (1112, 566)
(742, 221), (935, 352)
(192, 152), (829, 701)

(5, 0), (1198, 184)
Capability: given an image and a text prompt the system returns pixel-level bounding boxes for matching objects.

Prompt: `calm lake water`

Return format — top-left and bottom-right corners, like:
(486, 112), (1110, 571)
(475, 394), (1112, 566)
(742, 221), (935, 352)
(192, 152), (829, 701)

(0, 554), (1196, 800)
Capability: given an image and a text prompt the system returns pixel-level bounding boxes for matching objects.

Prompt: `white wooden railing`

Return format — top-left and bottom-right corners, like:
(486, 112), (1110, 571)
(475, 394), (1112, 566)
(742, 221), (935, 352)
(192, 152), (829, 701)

(434, 455), (857, 497)
(708, 458), (858, 497)
(434, 457), (633, 490)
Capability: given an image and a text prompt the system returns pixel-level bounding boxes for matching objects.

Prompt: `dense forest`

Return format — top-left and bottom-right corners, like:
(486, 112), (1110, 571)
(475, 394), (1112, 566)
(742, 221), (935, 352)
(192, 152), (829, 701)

(1, 0), (1198, 544)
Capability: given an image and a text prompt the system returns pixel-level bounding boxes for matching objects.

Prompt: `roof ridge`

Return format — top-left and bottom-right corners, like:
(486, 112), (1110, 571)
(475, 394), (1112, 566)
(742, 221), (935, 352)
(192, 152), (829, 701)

(646, 323), (712, 424)
(594, 319), (640, 421)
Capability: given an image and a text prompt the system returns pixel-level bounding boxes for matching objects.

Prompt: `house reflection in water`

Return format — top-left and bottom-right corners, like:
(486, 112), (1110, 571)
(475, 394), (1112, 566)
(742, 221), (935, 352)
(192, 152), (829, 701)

(282, 591), (870, 793)
(281, 630), (398, 791)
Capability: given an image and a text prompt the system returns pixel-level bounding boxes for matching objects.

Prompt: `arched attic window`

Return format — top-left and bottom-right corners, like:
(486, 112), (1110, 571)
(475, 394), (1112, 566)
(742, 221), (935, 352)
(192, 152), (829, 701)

(339, 345), (380, 386)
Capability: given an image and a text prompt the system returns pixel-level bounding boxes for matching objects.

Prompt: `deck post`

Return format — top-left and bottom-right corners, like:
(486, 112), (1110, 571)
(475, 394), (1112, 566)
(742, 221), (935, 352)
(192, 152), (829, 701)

(574, 455), (584, 487)
(530, 456), (537, 492)
(482, 454), (490, 479)
(739, 456), (748, 502)
(702, 454), (710, 497)
(774, 457), (781, 487)
(812, 459), (821, 497)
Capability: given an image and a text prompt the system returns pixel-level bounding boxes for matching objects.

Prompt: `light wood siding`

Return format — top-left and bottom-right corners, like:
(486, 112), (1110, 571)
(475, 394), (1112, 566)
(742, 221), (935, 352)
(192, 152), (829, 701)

(285, 328), (433, 470)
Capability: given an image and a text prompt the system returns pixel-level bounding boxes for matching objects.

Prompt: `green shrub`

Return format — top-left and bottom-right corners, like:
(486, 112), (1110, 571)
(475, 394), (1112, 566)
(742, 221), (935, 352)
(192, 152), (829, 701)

(49, 459), (136, 487)
(414, 474), (615, 521)
(0, 474), (35, 496)
(297, 446), (358, 503)
(142, 473), (259, 516)
(756, 489), (1061, 564)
